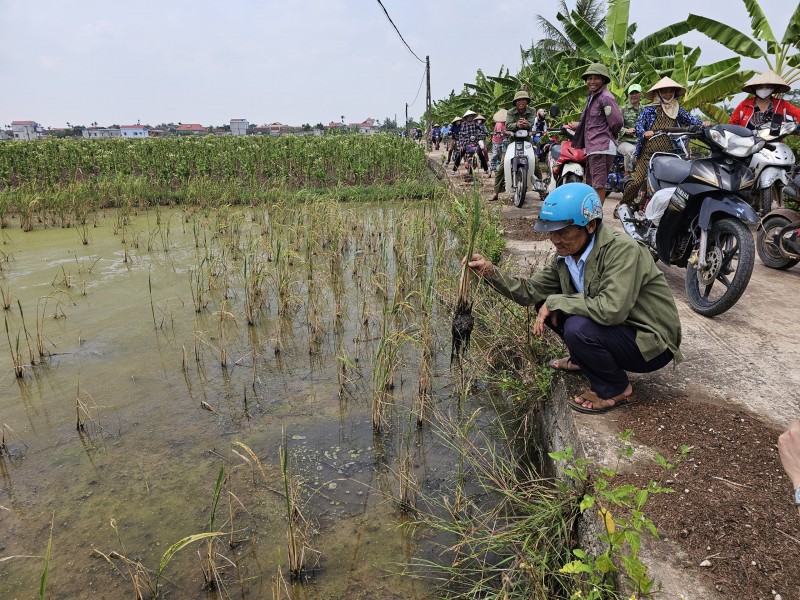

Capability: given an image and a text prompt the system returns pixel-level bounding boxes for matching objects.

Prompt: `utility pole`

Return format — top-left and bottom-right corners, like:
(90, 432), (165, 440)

(425, 55), (432, 151)
(405, 103), (408, 136)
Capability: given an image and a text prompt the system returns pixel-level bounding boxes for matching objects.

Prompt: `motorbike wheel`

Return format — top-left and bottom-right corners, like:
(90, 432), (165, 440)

(757, 214), (800, 270)
(684, 218), (755, 317)
(564, 172), (581, 184)
(758, 183), (782, 216)
(513, 167), (527, 208)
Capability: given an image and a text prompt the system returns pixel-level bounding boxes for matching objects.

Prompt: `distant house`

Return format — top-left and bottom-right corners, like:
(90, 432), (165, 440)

(230, 119), (249, 136)
(0, 129), (8, 140)
(266, 122), (291, 136)
(120, 125), (149, 138)
(11, 121), (42, 140)
(253, 126), (271, 135)
(355, 118), (380, 135)
(82, 127), (122, 139)
(177, 124), (206, 135)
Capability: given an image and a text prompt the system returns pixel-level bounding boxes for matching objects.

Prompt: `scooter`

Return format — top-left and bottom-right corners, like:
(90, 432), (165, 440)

(546, 126), (587, 192)
(464, 135), (480, 176)
(503, 129), (538, 207)
(606, 153), (631, 195)
(757, 164), (800, 270)
(615, 124), (764, 317)
(748, 115), (798, 214)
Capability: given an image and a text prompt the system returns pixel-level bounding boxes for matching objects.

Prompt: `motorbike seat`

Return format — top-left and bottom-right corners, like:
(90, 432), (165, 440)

(651, 153), (691, 185)
(550, 144), (562, 162)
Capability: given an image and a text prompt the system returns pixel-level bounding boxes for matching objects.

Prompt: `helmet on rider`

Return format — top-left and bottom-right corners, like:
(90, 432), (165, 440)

(536, 108), (547, 119)
(534, 183), (603, 233)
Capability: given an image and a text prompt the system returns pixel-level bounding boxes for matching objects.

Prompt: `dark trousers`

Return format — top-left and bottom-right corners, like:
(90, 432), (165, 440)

(546, 311), (673, 399)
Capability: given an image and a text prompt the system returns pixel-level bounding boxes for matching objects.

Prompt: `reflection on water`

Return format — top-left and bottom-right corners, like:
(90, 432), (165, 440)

(0, 201), (491, 599)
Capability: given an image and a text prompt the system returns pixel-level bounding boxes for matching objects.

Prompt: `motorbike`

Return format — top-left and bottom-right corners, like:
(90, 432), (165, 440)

(431, 129), (442, 150)
(757, 164), (800, 270)
(747, 115), (798, 215)
(615, 124), (765, 317)
(503, 129), (540, 207)
(545, 126), (587, 192)
(606, 152), (631, 195)
(464, 135), (480, 176)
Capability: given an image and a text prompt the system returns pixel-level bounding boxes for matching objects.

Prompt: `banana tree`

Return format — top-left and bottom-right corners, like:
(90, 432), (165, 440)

(687, 1), (800, 84)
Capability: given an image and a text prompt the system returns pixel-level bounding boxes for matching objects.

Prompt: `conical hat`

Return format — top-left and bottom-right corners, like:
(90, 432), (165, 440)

(475, 114), (486, 122)
(644, 77), (687, 100)
(742, 71), (791, 95)
(493, 108), (508, 123)
(462, 110), (477, 118)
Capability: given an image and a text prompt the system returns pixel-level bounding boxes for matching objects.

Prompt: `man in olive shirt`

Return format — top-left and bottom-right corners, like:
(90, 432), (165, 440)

(618, 83), (643, 177)
(490, 90), (535, 201)
(468, 183), (682, 413)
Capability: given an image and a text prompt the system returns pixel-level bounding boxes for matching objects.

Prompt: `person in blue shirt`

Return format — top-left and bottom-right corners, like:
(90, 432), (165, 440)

(445, 117), (462, 165)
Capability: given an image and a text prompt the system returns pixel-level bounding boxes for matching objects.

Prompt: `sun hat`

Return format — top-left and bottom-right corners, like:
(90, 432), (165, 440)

(627, 83), (642, 94)
(644, 77), (686, 100)
(741, 71), (791, 95)
(451, 116), (462, 124)
(462, 110), (478, 118)
(582, 63), (611, 84)
(493, 108), (508, 122)
(475, 114), (486, 122)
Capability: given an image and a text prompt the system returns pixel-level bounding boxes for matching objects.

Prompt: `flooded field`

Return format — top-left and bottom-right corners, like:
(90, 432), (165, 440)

(0, 200), (503, 599)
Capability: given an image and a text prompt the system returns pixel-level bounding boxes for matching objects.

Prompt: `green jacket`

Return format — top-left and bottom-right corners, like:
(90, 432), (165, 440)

(487, 223), (682, 363)
(506, 106), (535, 141)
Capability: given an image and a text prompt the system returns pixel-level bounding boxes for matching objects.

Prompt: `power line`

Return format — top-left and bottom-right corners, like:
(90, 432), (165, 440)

(375, 0), (425, 64)
(407, 65), (427, 108)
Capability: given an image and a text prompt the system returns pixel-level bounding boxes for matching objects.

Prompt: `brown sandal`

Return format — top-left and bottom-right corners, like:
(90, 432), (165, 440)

(548, 357), (582, 372)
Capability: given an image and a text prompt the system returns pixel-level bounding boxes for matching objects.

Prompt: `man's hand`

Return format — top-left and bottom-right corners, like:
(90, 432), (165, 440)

(567, 121), (579, 130)
(626, 127), (635, 135)
(466, 254), (494, 279)
(779, 420), (800, 489)
(533, 302), (559, 336)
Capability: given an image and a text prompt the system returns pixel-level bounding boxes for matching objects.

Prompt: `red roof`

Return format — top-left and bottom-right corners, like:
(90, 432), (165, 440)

(12, 120), (38, 125)
(177, 124), (205, 131)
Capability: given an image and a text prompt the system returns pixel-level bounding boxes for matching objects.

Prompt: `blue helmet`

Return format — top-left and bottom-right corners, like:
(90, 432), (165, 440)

(534, 183), (603, 233)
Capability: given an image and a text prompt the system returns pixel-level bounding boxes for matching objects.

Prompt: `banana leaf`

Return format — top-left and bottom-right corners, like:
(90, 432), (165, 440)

(687, 15), (765, 59)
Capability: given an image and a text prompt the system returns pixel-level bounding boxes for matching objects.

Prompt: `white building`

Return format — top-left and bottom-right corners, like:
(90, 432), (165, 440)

(83, 127), (122, 139)
(11, 121), (42, 140)
(230, 119), (248, 136)
(120, 125), (149, 138)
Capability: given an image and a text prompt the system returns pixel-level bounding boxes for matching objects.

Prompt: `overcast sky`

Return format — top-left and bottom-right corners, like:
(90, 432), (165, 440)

(0, 0), (789, 129)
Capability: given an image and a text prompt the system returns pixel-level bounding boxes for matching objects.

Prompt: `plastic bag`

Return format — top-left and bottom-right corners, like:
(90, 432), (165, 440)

(644, 187), (675, 225)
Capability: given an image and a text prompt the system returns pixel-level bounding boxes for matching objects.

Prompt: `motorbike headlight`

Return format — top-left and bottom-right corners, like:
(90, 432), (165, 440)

(514, 129), (528, 138)
(709, 129), (726, 149)
(725, 132), (762, 158)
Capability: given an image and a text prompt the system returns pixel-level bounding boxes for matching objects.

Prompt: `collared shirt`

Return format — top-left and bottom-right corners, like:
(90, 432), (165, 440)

(573, 86), (623, 153)
(458, 120), (485, 147)
(557, 234), (596, 293)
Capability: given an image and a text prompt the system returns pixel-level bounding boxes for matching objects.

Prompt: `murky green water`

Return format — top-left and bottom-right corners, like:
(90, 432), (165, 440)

(0, 200), (498, 599)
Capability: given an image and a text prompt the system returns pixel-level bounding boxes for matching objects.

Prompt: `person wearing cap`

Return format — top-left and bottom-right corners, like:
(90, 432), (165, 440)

(618, 83), (644, 177)
(453, 110), (489, 174)
(467, 183), (682, 413)
(567, 63), (623, 205)
(620, 77), (705, 210)
(729, 71), (800, 130)
(445, 116), (462, 165)
(490, 90), (535, 201)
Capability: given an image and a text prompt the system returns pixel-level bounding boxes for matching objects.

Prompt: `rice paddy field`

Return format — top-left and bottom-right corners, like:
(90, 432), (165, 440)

(0, 136), (574, 599)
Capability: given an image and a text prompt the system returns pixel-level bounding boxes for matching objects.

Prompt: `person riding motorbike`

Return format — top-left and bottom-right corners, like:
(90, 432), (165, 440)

(618, 83), (644, 177)
(619, 77), (707, 211)
(490, 109), (507, 176)
(430, 123), (442, 150)
(453, 110), (489, 175)
(491, 90), (535, 201)
(445, 116), (462, 165)
(475, 114), (490, 171)
(729, 71), (800, 130)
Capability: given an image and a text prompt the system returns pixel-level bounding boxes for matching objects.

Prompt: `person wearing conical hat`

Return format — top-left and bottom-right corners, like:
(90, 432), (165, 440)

(729, 71), (800, 130)
(620, 76), (706, 210)
(445, 116), (462, 165)
(568, 63), (623, 205)
(490, 90), (536, 200)
(453, 110), (489, 174)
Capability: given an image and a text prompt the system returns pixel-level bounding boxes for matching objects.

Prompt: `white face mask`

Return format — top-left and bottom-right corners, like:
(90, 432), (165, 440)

(755, 87), (774, 99)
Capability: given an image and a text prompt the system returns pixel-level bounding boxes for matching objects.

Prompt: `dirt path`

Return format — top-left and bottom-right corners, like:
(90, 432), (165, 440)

(431, 148), (800, 598)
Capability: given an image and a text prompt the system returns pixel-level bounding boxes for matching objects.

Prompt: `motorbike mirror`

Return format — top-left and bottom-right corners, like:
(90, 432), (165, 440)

(770, 112), (783, 136)
(549, 104), (560, 118)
